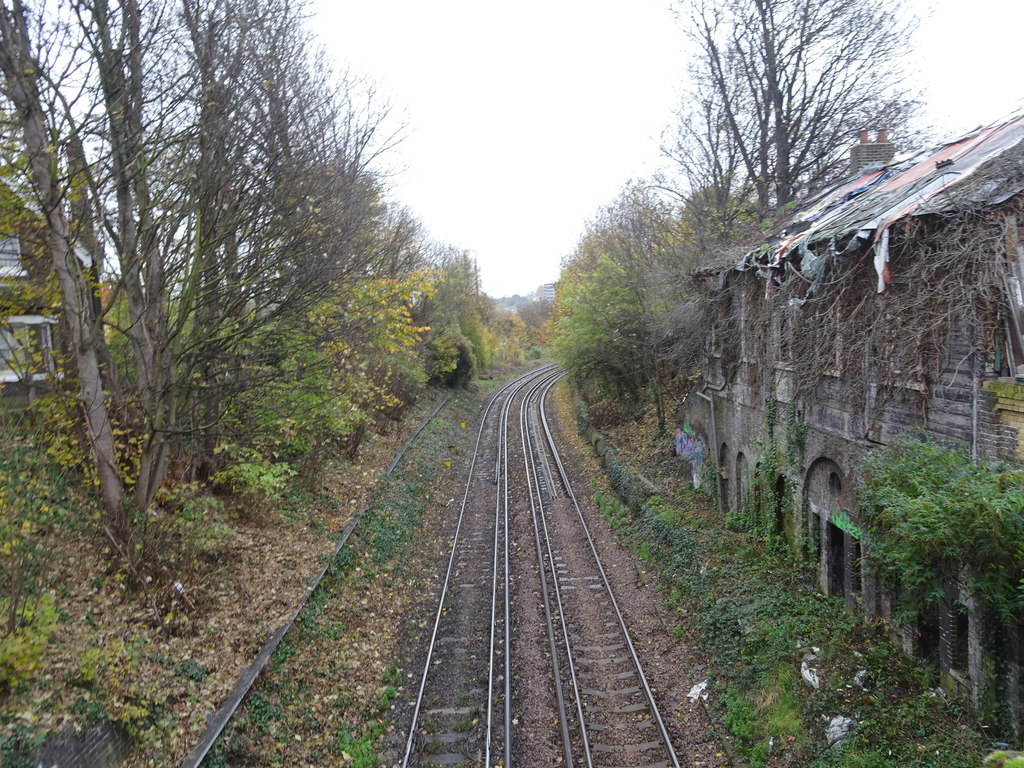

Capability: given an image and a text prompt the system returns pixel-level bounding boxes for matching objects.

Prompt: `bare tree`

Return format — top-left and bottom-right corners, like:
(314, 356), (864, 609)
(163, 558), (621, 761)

(671, 0), (920, 217)
(659, 88), (758, 262)
(0, 0), (406, 553)
(174, 4), (406, 481)
(0, 0), (126, 526)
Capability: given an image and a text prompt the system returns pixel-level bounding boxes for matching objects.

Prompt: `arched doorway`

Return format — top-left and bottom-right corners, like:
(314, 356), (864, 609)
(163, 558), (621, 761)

(735, 451), (748, 510)
(804, 458), (853, 599)
(718, 442), (729, 512)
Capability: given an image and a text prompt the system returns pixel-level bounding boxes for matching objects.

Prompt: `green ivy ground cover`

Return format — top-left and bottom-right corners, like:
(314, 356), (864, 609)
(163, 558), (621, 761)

(576, 402), (991, 768)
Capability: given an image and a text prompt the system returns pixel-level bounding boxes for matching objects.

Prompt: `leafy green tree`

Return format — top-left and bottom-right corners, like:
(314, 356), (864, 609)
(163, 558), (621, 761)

(219, 269), (435, 477)
(555, 184), (704, 428)
(418, 248), (490, 387)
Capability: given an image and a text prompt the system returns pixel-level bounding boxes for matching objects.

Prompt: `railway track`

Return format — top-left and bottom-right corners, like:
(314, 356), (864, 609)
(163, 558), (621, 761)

(189, 365), (692, 767)
(401, 367), (685, 768)
(182, 396), (452, 768)
(400, 365), (557, 767)
(521, 372), (682, 768)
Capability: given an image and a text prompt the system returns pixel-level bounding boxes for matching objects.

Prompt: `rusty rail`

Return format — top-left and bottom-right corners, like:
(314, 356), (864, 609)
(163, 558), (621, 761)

(180, 395), (450, 768)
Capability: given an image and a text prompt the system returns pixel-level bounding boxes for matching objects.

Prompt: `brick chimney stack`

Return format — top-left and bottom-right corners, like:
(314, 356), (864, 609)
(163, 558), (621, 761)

(850, 129), (895, 176)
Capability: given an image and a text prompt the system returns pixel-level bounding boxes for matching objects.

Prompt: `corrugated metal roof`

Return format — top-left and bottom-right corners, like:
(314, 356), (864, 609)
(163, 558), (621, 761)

(738, 111), (1024, 293)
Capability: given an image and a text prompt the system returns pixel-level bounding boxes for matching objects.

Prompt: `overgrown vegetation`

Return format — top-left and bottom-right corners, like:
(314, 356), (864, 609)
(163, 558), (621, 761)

(0, 0), (510, 579)
(0, 3), (540, 756)
(207, 384), (487, 766)
(554, 184), (708, 431)
(573, 396), (989, 768)
(729, 208), (1009, 412)
(0, 422), (72, 693)
(0, 367), (531, 762)
(859, 434), (1024, 626)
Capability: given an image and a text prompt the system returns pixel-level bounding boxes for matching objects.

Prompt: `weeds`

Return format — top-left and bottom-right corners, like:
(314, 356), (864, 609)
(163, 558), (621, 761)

(577, 413), (991, 767)
(0, 422), (73, 692)
(207, 388), (481, 765)
(592, 483), (631, 531)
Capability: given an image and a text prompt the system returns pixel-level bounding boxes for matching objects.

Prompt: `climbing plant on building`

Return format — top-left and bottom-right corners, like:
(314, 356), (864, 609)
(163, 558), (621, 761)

(859, 434), (1024, 625)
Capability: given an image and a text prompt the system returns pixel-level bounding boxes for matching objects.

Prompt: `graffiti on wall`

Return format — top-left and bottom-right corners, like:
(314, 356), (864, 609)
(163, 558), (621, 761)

(674, 424), (706, 488)
(830, 509), (863, 538)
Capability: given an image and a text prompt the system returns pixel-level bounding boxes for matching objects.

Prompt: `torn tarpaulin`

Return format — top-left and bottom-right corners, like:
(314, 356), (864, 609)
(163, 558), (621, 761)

(734, 110), (1024, 296)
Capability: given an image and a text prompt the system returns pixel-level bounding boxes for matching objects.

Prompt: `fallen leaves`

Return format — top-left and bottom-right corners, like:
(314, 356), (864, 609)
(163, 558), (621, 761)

(1, 396), (457, 767)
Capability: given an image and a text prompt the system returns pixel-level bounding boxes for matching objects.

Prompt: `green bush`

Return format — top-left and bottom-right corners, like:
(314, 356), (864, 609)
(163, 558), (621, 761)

(0, 593), (58, 691)
(722, 665), (805, 767)
(592, 484), (632, 531)
(211, 444), (297, 499)
(859, 434), (1024, 624)
(336, 726), (382, 768)
(985, 752), (1024, 768)
(723, 692), (757, 743)
(572, 398), (988, 766)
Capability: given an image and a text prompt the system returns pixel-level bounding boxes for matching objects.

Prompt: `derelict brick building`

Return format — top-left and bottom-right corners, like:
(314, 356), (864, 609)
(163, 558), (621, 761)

(677, 114), (1024, 730)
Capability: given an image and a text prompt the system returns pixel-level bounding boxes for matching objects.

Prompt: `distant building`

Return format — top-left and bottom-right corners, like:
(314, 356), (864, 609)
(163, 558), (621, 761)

(0, 191), (59, 402)
(539, 283), (556, 302)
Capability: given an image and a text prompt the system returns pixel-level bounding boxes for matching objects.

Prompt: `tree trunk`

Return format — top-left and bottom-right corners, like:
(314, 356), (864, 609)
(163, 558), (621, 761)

(86, 0), (176, 512)
(0, 0), (125, 528)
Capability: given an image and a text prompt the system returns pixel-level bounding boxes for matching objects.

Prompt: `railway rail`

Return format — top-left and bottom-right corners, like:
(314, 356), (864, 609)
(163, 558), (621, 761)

(189, 364), (691, 767)
(182, 395), (452, 768)
(400, 365), (557, 767)
(521, 372), (682, 768)
(401, 366), (685, 768)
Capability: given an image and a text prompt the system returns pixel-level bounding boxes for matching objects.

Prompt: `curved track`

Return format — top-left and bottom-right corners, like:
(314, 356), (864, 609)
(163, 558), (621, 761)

(518, 372), (682, 768)
(401, 367), (686, 768)
(400, 365), (556, 767)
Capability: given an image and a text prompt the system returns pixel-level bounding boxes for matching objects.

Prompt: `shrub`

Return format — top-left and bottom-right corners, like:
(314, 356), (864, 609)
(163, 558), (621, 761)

(211, 443), (297, 500)
(859, 434), (1024, 625)
(0, 593), (58, 691)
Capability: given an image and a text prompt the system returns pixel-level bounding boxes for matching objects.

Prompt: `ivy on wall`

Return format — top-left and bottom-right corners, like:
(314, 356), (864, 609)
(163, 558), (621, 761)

(726, 443), (778, 537)
(726, 403), (807, 547)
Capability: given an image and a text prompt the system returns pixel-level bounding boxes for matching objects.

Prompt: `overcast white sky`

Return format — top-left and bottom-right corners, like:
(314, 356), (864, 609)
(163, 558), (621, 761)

(309, 0), (1024, 298)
